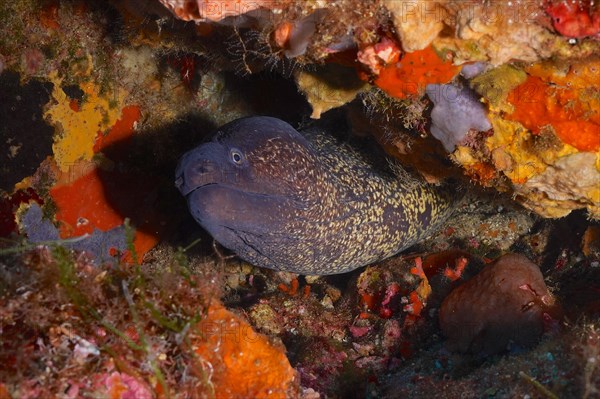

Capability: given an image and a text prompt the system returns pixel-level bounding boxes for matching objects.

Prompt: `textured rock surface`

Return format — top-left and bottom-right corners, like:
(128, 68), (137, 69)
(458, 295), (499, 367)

(384, 0), (446, 52)
(2, 1), (600, 397)
(516, 152), (600, 219)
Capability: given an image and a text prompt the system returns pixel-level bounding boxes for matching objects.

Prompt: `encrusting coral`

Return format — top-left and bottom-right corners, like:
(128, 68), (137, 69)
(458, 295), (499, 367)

(0, 245), (298, 398)
(152, 0), (598, 219)
(2, 1), (600, 397)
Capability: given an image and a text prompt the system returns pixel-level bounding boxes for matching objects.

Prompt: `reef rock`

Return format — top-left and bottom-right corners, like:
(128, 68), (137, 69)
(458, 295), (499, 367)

(157, 0), (290, 24)
(515, 152), (600, 219)
(454, 58), (600, 220)
(434, 1), (556, 66)
(384, 0), (447, 52)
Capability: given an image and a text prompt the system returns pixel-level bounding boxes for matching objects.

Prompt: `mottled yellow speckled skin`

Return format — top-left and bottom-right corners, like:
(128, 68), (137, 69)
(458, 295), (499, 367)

(176, 117), (459, 275)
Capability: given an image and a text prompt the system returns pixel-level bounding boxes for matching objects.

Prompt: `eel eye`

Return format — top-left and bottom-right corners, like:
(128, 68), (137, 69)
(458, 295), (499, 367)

(230, 148), (244, 165)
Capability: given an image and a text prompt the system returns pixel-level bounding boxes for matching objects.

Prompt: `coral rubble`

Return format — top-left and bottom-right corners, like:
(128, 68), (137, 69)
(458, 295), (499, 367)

(159, 0), (600, 219)
(1, 0), (600, 398)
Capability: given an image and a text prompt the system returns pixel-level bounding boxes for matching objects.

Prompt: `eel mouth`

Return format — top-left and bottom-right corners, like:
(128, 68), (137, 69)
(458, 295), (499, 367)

(175, 154), (222, 196)
(185, 182), (218, 197)
(175, 173), (218, 197)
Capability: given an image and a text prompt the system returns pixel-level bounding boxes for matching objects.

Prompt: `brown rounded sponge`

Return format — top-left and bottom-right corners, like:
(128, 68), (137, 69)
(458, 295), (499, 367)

(439, 254), (561, 356)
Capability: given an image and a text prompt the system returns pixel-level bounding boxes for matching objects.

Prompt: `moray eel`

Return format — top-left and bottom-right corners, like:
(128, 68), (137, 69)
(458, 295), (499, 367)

(175, 116), (460, 275)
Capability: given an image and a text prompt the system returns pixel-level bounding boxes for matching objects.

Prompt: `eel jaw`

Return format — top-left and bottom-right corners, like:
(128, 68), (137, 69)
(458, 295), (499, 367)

(174, 167), (219, 197)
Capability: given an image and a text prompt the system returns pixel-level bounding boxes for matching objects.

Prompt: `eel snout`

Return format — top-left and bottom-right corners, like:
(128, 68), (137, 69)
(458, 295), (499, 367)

(175, 143), (223, 196)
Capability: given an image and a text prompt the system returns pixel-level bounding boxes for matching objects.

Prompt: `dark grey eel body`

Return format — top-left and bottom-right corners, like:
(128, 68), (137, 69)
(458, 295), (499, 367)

(175, 116), (459, 275)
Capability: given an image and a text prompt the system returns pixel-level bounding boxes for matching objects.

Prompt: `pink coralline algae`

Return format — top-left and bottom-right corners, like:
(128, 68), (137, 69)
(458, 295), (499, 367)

(357, 37), (402, 75)
(95, 371), (153, 399)
(157, 0), (289, 24)
(439, 254), (562, 356)
(545, 0), (600, 39)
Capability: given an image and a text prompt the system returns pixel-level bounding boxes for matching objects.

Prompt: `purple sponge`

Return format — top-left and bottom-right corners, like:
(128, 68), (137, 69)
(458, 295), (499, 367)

(426, 83), (491, 152)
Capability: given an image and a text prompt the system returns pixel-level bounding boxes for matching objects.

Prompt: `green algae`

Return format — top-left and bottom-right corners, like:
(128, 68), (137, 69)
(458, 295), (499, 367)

(470, 64), (528, 111)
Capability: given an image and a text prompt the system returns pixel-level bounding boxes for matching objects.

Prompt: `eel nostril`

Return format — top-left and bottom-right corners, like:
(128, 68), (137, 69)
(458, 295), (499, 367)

(194, 162), (215, 175)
